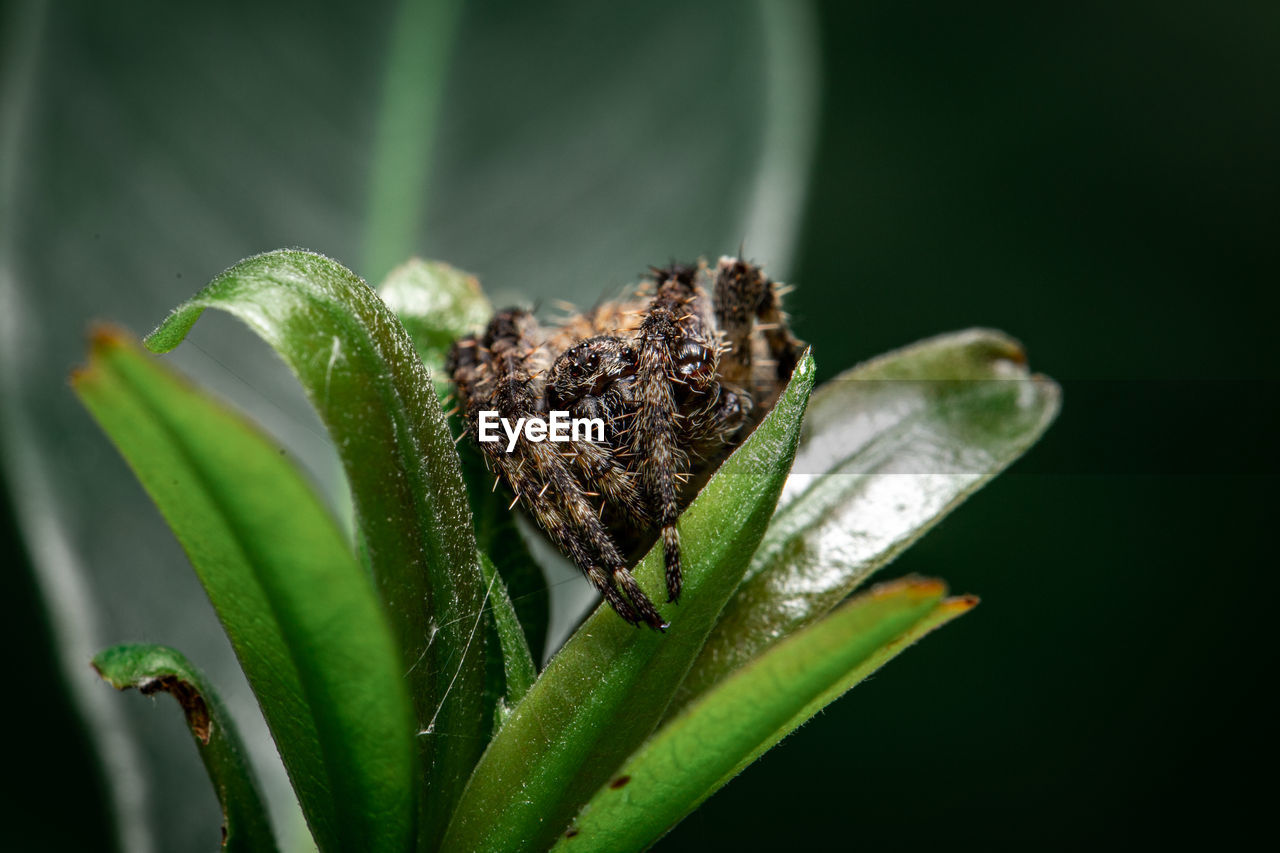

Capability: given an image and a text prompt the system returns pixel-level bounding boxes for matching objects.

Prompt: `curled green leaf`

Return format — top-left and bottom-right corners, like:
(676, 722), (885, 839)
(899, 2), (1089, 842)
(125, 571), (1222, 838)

(92, 643), (278, 853)
(145, 249), (486, 845)
(377, 257), (493, 383)
(73, 330), (415, 852)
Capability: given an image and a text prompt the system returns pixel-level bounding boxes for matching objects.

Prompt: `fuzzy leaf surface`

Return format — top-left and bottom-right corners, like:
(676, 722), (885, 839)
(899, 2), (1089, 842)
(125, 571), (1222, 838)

(377, 258), (492, 382)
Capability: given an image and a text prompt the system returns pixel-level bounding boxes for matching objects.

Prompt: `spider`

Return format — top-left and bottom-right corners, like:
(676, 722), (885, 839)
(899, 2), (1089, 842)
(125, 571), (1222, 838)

(446, 256), (804, 630)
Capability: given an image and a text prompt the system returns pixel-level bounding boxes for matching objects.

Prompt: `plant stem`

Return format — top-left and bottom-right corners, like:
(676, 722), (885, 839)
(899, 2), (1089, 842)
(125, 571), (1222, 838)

(738, 0), (821, 278)
(363, 0), (463, 284)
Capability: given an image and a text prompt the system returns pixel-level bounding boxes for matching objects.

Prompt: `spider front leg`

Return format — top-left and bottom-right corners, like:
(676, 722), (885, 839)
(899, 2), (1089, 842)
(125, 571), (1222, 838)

(451, 312), (667, 629)
(632, 273), (712, 604)
(486, 379), (666, 630)
(549, 336), (650, 526)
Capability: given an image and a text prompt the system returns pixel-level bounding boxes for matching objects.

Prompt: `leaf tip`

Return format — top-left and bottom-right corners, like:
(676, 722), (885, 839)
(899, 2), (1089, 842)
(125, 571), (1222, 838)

(1032, 371), (1064, 411)
(795, 347), (817, 382)
(870, 574), (949, 603)
(88, 322), (131, 353)
(68, 364), (92, 388)
(88, 657), (109, 683)
(143, 305), (202, 354)
(90, 645), (213, 743)
(965, 328), (1028, 366)
(72, 324), (133, 386)
(942, 593), (980, 614)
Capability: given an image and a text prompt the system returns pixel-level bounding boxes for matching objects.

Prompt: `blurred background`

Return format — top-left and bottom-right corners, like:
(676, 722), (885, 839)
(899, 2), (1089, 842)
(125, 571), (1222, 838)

(2, 0), (1275, 849)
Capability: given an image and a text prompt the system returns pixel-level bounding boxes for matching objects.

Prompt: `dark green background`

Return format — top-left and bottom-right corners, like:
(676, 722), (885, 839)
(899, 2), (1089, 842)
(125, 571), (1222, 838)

(2, 0), (1275, 848)
(677, 4), (1277, 848)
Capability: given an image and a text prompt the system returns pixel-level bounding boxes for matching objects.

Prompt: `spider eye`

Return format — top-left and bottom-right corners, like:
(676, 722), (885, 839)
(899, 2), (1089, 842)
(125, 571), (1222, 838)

(678, 344), (716, 388)
(678, 360), (703, 376)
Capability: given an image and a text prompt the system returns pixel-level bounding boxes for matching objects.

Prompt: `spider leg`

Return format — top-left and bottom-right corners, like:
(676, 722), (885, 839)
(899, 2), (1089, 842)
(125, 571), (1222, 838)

(681, 383), (752, 460)
(633, 275), (705, 604)
(517, 474), (641, 626)
(563, 438), (651, 526)
(480, 379), (665, 628)
(712, 257), (805, 395)
(532, 453), (665, 629)
(547, 336), (651, 526)
(466, 313), (666, 629)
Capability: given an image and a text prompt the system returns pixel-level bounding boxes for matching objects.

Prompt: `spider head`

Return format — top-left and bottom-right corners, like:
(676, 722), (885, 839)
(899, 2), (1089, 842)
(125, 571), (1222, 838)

(549, 335), (636, 407)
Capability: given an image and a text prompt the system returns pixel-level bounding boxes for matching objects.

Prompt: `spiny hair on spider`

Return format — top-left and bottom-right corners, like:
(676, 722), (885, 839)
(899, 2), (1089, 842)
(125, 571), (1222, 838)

(446, 256), (804, 631)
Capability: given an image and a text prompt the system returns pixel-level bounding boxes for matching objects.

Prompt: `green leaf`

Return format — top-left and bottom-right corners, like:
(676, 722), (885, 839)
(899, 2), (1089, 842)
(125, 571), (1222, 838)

(673, 329), (1060, 711)
(377, 258), (493, 384)
(440, 352), (817, 853)
(378, 259), (550, 661)
(478, 552), (537, 732)
(5, 7), (804, 845)
(91, 644), (278, 853)
(463, 443), (551, 661)
(73, 331), (414, 853)
(145, 249), (487, 847)
(555, 579), (975, 851)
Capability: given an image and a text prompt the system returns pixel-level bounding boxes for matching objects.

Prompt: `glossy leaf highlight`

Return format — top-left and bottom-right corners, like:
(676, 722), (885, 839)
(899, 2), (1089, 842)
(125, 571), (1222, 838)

(675, 329), (1059, 710)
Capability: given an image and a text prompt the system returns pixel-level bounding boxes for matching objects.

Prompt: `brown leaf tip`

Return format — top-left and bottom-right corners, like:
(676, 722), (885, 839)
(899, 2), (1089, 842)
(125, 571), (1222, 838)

(869, 575), (948, 600)
(975, 330), (1029, 367)
(139, 675), (213, 744)
(939, 594), (981, 615)
(1002, 344), (1029, 366)
(87, 322), (133, 353)
(72, 324), (136, 386)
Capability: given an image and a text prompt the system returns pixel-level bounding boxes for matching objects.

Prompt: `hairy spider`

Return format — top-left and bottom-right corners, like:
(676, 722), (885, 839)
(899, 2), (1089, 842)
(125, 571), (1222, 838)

(446, 256), (804, 630)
